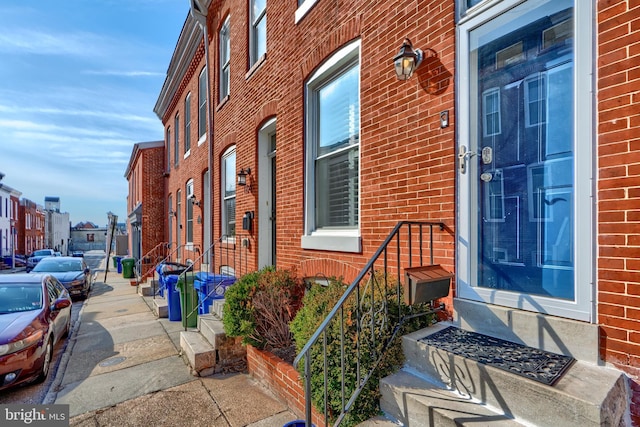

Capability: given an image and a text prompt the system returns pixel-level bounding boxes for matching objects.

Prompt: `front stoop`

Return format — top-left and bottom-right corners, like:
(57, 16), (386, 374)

(153, 296), (168, 318)
(180, 331), (216, 377)
(138, 283), (153, 297)
(378, 322), (628, 427)
(380, 371), (524, 426)
(179, 312), (246, 377)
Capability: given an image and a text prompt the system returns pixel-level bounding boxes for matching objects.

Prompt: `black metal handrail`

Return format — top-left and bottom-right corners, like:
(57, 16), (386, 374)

(134, 242), (170, 283)
(177, 233), (250, 330)
(293, 221), (446, 427)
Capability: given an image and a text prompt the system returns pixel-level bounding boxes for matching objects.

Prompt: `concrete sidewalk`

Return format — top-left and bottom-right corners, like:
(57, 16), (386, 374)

(46, 260), (299, 427)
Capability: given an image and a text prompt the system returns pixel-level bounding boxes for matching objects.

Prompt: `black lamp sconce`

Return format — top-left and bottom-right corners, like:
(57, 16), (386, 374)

(168, 210), (177, 217)
(188, 194), (202, 207)
(393, 38), (436, 81)
(237, 168), (253, 193)
(394, 38), (423, 80)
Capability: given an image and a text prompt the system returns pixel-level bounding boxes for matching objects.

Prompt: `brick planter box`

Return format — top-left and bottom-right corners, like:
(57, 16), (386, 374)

(247, 345), (325, 427)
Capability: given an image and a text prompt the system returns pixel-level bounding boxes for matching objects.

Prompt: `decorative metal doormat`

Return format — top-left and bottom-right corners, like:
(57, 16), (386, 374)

(419, 326), (574, 386)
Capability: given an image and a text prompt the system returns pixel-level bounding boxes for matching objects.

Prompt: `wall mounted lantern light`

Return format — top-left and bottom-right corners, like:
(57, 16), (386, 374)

(168, 210), (177, 217)
(393, 38), (423, 80)
(237, 168), (250, 186)
(188, 194), (201, 207)
(237, 168), (253, 193)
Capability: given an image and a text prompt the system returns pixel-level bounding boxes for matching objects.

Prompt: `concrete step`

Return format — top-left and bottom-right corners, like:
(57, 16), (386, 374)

(198, 314), (226, 348)
(355, 415), (402, 427)
(179, 314), (247, 377)
(211, 298), (225, 319)
(153, 296), (168, 318)
(398, 323), (628, 427)
(380, 370), (524, 426)
(138, 284), (153, 297)
(180, 331), (216, 377)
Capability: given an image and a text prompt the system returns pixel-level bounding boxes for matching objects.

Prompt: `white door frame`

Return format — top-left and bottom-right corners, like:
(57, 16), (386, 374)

(456, 0), (594, 322)
(258, 118), (276, 269)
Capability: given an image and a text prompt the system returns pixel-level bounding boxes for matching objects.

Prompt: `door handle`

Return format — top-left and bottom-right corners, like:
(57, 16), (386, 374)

(458, 145), (477, 174)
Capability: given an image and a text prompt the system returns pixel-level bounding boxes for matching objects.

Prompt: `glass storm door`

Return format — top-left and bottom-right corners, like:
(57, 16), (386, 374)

(457, 0), (592, 321)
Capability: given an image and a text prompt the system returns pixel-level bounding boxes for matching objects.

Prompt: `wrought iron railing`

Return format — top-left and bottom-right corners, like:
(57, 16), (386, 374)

(175, 234), (251, 330)
(134, 242), (170, 284)
(293, 221), (447, 427)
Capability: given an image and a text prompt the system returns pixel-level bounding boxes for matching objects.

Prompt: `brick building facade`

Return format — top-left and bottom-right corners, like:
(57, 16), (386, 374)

(124, 141), (166, 263)
(18, 199), (45, 256)
(146, 0), (640, 424)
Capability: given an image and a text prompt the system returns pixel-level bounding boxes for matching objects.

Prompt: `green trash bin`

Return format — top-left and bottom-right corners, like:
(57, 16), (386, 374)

(121, 257), (136, 279)
(177, 274), (198, 328)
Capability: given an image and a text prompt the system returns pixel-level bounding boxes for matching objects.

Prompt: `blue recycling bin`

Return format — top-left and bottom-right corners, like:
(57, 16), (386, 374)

(156, 262), (188, 297)
(283, 421), (314, 427)
(194, 273), (236, 314)
(165, 274), (182, 321)
(116, 257), (123, 274)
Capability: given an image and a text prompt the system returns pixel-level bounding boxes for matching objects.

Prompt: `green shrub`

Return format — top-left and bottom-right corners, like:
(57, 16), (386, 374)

(222, 269), (263, 347)
(291, 274), (433, 427)
(223, 267), (304, 356)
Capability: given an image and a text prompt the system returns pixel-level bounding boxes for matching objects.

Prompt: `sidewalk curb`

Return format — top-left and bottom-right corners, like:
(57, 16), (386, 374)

(43, 257), (108, 405)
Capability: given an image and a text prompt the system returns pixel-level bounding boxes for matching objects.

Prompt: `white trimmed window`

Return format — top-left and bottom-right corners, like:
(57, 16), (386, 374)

(221, 147), (236, 237)
(250, 0), (266, 66)
(174, 114), (180, 166)
(186, 180), (194, 245)
(198, 67), (207, 142)
(184, 93), (191, 155)
(219, 16), (230, 101)
(295, 0), (318, 23)
(166, 127), (171, 172)
(302, 39), (361, 253)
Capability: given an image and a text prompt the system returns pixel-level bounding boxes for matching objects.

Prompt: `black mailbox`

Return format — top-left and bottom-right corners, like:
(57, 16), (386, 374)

(242, 211), (254, 231)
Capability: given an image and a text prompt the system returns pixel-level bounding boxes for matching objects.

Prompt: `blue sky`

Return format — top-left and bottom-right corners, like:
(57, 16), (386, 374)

(0, 1), (190, 227)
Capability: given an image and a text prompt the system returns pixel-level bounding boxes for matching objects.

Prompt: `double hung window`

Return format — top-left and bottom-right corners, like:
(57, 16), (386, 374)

(174, 114), (180, 166)
(198, 68), (207, 142)
(184, 94), (191, 154)
(302, 40), (360, 252)
(219, 17), (230, 101)
(221, 147), (236, 237)
(250, 0), (266, 66)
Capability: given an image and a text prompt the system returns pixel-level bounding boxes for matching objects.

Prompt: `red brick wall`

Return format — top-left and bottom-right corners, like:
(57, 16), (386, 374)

(126, 145), (167, 259)
(141, 147), (166, 256)
(247, 345), (326, 427)
(163, 44), (209, 263)
(166, 0), (457, 281)
(597, 0), (640, 423)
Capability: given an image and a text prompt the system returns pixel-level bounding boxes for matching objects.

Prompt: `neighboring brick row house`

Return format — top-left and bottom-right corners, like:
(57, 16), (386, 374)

(17, 199), (45, 257)
(124, 141), (166, 263)
(127, 0), (640, 424)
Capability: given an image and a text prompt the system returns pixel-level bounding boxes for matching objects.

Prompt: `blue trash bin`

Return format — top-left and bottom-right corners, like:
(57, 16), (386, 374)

(116, 257), (123, 274)
(283, 421), (314, 427)
(165, 274), (182, 321)
(194, 273), (236, 314)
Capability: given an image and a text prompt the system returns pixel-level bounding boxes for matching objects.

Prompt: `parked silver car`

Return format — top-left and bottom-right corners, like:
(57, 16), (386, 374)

(25, 249), (56, 273)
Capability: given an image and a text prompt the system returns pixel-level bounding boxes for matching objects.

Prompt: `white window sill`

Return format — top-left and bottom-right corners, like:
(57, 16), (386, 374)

(295, 0), (318, 24)
(301, 232), (361, 253)
(183, 149), (191, 160)
(198, 134), (206, 146)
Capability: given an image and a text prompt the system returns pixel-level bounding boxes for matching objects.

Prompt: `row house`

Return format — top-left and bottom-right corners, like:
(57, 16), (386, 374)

(0, 180), (21, 260)
(125, 141), (167, 270)
(18, 199), (45, 256)
(148, 0), (640, 424)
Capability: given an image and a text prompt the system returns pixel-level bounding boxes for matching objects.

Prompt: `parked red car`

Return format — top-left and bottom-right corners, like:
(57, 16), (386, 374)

(0, 273), (72, 391)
